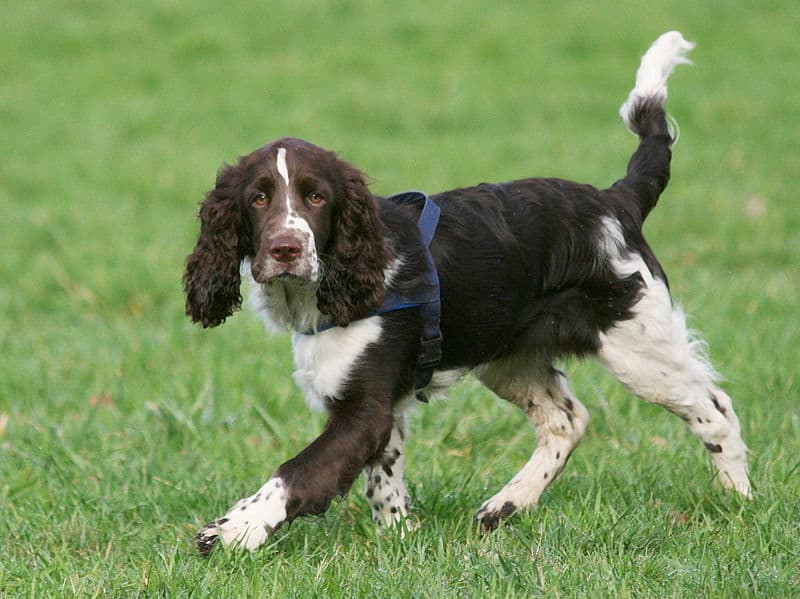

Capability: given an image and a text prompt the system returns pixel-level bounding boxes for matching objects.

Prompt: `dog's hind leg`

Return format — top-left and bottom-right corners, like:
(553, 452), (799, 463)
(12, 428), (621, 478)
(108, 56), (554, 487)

(596, 245), (751, 497)
(363, 414), (412, 528)
(475, 360), (590, 531)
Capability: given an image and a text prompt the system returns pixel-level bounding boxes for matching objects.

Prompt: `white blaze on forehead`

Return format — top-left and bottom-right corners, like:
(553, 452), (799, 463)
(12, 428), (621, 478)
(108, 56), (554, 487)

(276, 146), (298, 219)
(272, 145), (320, 280)
(276, 147), (290, 186)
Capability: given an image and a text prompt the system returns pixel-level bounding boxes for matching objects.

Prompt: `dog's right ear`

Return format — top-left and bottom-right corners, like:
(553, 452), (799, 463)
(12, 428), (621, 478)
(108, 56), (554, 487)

(183, 164), (249, 328)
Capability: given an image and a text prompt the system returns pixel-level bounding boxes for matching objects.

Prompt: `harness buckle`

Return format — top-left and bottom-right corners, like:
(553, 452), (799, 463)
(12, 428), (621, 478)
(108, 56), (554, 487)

(417, 333), (443, 369)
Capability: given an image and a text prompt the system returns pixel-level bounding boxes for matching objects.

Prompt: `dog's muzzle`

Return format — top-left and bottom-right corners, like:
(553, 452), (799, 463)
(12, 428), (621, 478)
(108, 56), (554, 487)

(252, 229), (319, 284)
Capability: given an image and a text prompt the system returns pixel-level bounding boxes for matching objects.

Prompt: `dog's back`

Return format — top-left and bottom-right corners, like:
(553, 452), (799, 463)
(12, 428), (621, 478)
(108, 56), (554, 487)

(405, 33), (694, 368)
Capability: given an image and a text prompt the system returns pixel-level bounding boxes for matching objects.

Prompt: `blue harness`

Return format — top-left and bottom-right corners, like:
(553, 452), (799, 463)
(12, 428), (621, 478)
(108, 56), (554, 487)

(304, 191), (442, 400)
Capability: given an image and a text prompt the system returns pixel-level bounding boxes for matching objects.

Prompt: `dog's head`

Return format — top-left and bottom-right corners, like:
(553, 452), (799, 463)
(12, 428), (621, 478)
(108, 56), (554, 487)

(184, 138), (389, 328)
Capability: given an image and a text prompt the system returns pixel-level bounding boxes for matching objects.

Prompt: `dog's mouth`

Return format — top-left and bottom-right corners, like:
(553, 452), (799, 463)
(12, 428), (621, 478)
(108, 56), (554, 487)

(251, 257), (320, 286)
(272, 271), (305, 282)
(255, 270), (312, 287)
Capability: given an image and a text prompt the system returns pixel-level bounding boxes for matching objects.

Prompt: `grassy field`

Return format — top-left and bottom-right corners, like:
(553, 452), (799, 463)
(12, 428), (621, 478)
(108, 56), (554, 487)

(2, 1), (799, 596)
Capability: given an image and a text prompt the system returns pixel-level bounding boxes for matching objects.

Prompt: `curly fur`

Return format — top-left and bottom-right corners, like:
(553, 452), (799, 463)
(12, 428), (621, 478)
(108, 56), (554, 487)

(183, 165), (250, 328)
(317, 163), (389, 326)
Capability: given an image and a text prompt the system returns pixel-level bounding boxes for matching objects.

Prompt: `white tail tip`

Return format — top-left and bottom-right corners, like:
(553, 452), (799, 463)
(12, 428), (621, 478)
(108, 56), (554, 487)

(620, 31), (695, 129)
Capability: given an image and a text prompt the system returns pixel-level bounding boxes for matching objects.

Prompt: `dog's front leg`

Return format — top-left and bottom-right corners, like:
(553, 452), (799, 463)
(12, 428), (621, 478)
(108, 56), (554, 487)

(196, 398), (393, 555)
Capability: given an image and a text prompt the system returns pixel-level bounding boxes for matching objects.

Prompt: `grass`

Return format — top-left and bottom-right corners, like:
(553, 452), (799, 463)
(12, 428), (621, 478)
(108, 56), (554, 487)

(1, 0), (799, 596)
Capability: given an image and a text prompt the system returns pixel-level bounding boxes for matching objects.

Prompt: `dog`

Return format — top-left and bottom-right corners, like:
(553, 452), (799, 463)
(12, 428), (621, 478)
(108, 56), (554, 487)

(184, 31), (750, 555)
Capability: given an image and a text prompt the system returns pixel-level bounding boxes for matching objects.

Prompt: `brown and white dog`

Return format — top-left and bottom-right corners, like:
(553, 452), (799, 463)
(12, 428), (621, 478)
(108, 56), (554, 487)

(184, 32), (750, 555)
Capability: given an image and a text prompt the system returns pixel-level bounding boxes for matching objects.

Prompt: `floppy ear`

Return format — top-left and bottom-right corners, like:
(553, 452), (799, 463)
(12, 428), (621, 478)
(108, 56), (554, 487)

(183, 164), (250, 328)
(317, 164), (389, 326)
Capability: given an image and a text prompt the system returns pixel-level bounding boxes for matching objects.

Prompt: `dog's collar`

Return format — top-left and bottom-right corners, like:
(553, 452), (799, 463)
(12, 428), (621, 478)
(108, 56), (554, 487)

(302, 192), (443, 400)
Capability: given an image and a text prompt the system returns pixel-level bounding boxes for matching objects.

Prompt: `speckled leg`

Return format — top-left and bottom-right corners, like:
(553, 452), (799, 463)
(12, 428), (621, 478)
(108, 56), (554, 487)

(597, 273), (750, 497)
(363, 419), (412, 527)
(475, 361), (589, 531)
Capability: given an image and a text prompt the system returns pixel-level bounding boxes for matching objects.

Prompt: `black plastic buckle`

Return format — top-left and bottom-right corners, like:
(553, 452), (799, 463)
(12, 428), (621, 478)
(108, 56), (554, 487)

(417, 334), (443, 369)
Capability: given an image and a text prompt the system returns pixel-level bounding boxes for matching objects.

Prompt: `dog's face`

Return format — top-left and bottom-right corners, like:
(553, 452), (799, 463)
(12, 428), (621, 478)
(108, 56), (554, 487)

(242, 139), (337, 285)
(184, 136), (388, 328)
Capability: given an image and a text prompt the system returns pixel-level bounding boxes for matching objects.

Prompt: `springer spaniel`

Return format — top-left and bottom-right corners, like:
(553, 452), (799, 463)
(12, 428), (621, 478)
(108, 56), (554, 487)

(184, 32), (750, 555)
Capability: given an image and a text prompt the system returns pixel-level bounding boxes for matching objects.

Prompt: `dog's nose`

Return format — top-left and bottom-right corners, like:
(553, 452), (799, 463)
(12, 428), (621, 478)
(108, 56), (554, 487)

(270, 237), (302, 263)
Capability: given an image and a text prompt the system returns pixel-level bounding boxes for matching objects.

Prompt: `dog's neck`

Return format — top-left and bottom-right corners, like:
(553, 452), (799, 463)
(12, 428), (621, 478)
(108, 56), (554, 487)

(244, 254), (404, 334)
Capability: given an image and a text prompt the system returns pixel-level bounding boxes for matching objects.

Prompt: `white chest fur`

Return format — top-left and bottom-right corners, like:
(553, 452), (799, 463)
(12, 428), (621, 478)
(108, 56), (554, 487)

(291, 317), (383, 411)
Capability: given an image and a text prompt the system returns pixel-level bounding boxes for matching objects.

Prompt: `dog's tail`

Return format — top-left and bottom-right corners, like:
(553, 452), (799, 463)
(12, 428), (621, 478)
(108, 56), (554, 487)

(616, 31), (694, 223)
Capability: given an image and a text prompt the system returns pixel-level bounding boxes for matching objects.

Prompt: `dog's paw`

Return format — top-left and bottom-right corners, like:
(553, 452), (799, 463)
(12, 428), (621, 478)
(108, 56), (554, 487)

(369, 491), (411, 527)
(195, 478), (288, 555)
(476, 499), (517, 533)
(195, 514), (276, 555)
(195, 519), (223, 557)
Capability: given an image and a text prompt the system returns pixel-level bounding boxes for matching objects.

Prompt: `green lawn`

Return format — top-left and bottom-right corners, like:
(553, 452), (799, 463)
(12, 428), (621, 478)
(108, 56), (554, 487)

(2, 1), (798, 596)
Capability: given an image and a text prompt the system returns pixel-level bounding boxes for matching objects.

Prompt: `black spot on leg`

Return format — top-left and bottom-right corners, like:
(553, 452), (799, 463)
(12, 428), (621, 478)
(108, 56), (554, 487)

(366, 487), (374, 499)
(543, 472), (549, 479)
(496, 502), (516, 519)
(556, 452), (560, 460)
(710, 393), (727, 416)
(705, 442), (723, 453)
(381, 463), (393, 477)
(374, 475), (381, 484)
(390, 506), (397, 514)
(478, 501), (517, 533)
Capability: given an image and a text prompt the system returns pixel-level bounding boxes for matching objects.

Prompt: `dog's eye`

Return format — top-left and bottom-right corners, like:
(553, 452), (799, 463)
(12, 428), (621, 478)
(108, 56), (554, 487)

(252, 193), (268, 208)
(306, 192), (326, 206)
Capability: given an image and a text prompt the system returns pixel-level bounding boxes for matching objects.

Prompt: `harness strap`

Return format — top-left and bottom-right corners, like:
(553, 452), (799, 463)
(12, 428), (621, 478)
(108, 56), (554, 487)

(387, 192), (442, 397)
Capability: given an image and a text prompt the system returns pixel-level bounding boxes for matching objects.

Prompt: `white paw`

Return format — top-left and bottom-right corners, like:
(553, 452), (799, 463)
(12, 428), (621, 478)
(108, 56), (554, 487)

(369, 489), (410, 525)
(196, 478), (288, 555)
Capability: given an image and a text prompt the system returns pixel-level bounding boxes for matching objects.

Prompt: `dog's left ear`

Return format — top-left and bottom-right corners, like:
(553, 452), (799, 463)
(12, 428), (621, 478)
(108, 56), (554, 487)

(318, 164), (389, 326)
(183, 164), (250, 328)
